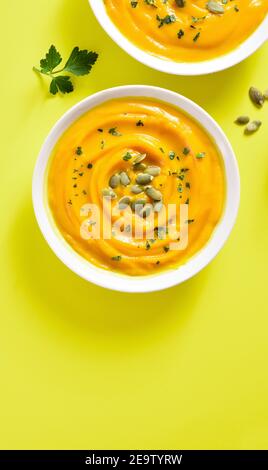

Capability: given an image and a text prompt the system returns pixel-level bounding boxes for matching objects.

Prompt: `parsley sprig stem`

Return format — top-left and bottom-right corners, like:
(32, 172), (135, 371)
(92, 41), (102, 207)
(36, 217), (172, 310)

(33, 65), (65, 76)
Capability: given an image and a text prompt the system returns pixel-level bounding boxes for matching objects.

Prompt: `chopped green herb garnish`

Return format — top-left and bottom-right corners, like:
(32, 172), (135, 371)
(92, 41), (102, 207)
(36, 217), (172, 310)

(76, 146), (83, 155)
(192, 15), (206, 23)
(123, 152), (132, 161)
(144, 0), (157, 6)
(156, 14), (176, 28)
(193, 32), (201, 42)
(146, 241), (151, 250)
(183, 147), (190, 155)
(196, 152), (206, 159)
(108, 127), (122, 136)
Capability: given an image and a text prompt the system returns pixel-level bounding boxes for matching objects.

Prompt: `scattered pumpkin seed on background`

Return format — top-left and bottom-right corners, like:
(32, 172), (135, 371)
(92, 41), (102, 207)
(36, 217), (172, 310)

(235, 86), (267, 136)
(244, 120), (262, 134)
(235, 116), (250, 125)
(249, 86), (265, 107)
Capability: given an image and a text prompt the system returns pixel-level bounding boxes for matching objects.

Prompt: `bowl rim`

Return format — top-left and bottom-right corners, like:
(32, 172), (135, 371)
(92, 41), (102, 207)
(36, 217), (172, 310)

(32, 85), (240, 293)
(88, 0), (268, 76)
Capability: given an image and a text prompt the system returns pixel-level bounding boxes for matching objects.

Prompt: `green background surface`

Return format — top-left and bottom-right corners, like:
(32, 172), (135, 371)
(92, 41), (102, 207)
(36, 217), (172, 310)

(1, 0), (268, 449)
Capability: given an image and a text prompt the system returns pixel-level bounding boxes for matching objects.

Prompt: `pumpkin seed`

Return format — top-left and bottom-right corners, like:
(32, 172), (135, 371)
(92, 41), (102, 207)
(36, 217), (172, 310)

(133, 153), (146, 165)
(249, 87), (264, 106)
(136, 173), (153, 185)
(244, 120), (262, 134)
(102, 188), (117, 199)
(118, 196), (132, 210)
(235, 116), (250, 125)
(153, 201), (163, 213)
(140, 204), (152, 218)
(109, 174), (120, 189)
(120, 171), (130, 186)
(131, 198), (147, 212)
(206, 1), (224, 14)
(145, 186), (162, 201)
(111, 255), (121, 261)
(133, 162), (147, 171)
(144, 166), (161, 176)
(131, 184), (144, 194)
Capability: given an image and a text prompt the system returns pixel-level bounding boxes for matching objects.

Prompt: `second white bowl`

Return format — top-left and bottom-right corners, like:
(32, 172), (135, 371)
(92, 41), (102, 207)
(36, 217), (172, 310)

(89, 0), (268, 76)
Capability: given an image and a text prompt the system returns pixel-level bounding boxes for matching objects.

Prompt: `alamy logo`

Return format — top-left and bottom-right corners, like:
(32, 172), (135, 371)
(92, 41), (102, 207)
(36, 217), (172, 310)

(80, 198), (190, 251)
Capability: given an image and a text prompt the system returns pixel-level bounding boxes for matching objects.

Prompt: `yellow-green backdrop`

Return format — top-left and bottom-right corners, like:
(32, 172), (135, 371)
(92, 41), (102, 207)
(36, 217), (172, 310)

(1, 0), (268, 450)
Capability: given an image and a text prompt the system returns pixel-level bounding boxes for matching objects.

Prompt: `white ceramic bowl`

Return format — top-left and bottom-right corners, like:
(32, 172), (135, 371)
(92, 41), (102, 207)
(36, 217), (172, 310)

(32, 85), (240, 292)
(89, 0), (268, 76)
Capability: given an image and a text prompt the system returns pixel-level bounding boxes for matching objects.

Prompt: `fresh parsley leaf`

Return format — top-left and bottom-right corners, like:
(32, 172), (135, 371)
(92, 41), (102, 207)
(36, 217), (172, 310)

(34, 45), (98, 96)
(40, 45), (62, 74)
(64, 47), (99, 76)
(49, 76), (74, 95)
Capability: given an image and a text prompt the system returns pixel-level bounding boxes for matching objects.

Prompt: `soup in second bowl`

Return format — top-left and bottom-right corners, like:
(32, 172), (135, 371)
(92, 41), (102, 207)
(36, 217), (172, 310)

(104, 0), (268, 62)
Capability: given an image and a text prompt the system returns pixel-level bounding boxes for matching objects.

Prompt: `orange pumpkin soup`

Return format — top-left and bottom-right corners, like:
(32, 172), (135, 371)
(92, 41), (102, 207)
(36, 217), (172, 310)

(104, 0), (268, 62)
(48, 98), (225, 276)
